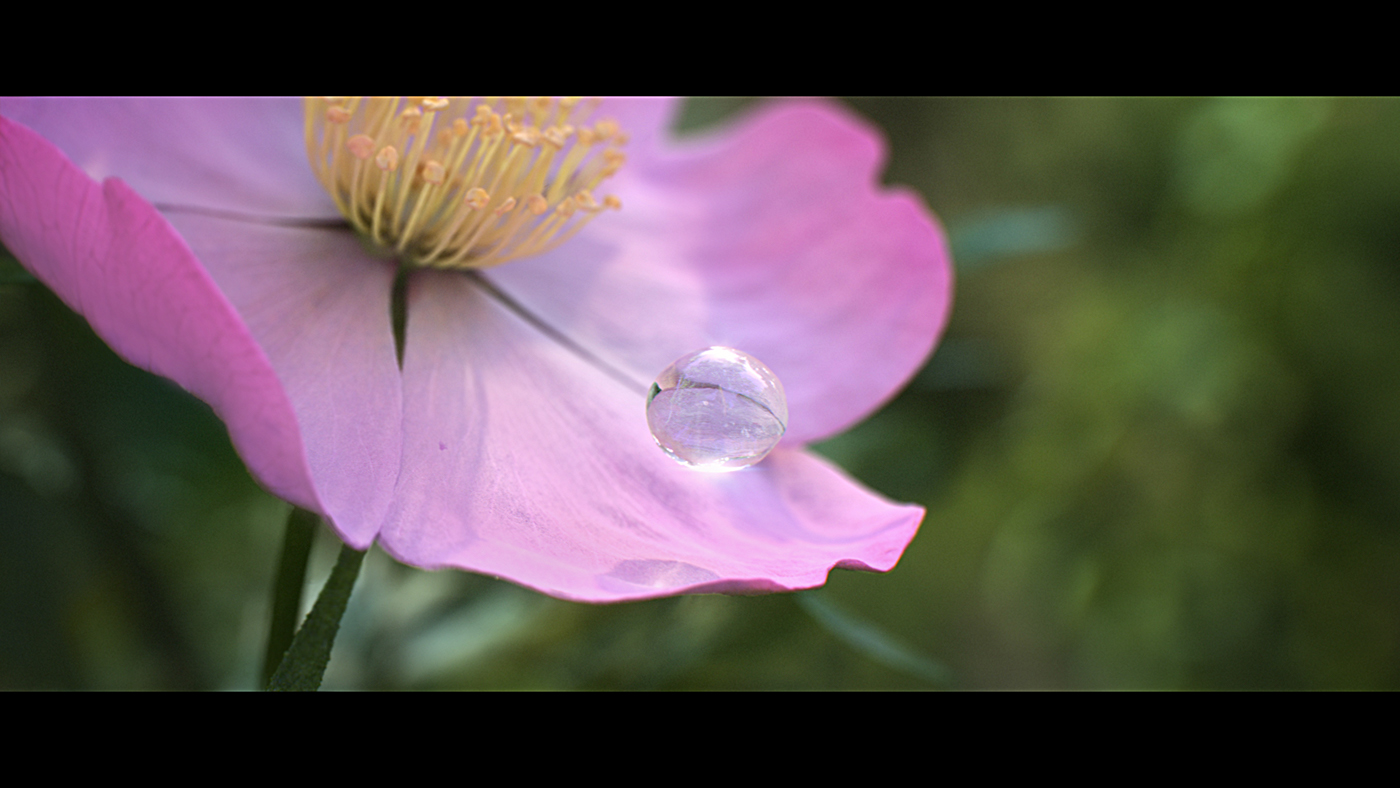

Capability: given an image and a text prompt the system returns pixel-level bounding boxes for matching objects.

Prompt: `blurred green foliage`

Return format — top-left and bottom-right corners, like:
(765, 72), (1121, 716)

(3, 97), (1398, 689)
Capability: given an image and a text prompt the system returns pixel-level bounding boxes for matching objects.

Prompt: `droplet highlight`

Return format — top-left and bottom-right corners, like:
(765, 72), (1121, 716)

(646, 347), (788, 472)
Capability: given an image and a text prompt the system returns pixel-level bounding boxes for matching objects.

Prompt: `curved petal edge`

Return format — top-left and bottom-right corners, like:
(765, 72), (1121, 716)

(492, 98), (954, 446)
(0, 115), (323, 513)
(377, 274), (925, 603)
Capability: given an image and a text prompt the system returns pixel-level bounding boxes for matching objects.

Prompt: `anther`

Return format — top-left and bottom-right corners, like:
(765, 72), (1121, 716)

(347, 135), (375, 159)
(594, 119), (619, 141)
(400, 106), (422, 136)
(421, 160), (446, 185)
(543, 125), (571, 148)
(465, 188), (490, 210)
(305, 97), (628, 270)
(602, 149), (627, 176)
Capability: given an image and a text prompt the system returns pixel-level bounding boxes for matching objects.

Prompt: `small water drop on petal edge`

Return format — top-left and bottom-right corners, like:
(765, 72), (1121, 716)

(646, 347), (788, 472)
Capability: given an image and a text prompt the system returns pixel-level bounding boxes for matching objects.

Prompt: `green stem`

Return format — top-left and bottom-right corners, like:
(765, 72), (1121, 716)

(261, 506), (319, 687)
(796, 591), (955, 687)
(266, 542), (367, 692)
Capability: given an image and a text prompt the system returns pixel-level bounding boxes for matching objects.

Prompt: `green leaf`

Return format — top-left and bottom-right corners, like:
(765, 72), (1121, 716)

(261, 507), (319, 687)
(266, 542), (366, 692)
(797, 591), (954, 687)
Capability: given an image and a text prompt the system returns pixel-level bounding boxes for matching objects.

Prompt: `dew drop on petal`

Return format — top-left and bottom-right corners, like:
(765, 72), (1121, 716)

(646, 347), (788, 472)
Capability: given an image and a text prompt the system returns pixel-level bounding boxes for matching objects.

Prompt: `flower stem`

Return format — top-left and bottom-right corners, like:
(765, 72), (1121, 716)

(261, 506), (319, 687)
(266, 541), (367, 691)
(796, 591), (955, 688)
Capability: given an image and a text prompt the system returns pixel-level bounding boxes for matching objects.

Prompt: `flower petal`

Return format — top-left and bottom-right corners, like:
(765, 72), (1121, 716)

(0, 115), (321, 510)
(1, 98), (333, 219)
(377, 271), (923, 602)
(160, 213), (403, 549)
(593, 97), (680, 166)
(490, 98), (952, 445)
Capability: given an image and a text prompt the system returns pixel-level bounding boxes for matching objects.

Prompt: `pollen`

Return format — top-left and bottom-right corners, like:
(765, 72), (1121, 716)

(305, 97), (625, 270)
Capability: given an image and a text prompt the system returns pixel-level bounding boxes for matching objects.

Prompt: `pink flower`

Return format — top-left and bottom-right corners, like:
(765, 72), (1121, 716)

(0, 98), (951, 602)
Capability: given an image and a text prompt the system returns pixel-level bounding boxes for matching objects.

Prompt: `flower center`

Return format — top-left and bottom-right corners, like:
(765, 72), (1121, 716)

(305, 97), (625, 270)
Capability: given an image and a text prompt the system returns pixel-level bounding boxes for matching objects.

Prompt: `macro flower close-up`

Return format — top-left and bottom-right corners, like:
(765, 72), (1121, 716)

(0, 98), (952, 604)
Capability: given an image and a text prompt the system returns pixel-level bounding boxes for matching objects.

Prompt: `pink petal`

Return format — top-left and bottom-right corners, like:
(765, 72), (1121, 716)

(1, 98), (333, 219)
(490, 98), (952, 445)
(593, 97), (681, 166)
(2, 101), (408, 549)
(378, 271), (923, 602)
(0, 115), (321, 511)
(3, 98), (938, 604)
(160, 213), (403, 548)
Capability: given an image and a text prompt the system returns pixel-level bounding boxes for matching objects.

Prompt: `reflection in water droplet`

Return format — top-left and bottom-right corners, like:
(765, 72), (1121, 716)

(646, 347), (788, 472)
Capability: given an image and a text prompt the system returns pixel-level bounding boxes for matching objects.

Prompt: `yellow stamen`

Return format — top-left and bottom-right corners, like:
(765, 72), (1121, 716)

(306, 97), (624, 270)
(371, 145), (399, 245)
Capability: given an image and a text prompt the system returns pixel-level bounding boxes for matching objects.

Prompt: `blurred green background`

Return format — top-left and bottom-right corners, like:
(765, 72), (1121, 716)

(3, 97), (1399, 690)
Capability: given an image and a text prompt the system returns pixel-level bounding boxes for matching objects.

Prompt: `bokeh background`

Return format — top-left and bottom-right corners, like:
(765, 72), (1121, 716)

(3, 97), (1399, 690)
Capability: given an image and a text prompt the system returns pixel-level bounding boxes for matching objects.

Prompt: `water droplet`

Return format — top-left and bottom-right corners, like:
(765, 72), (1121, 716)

(646, 347), (788, 472)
